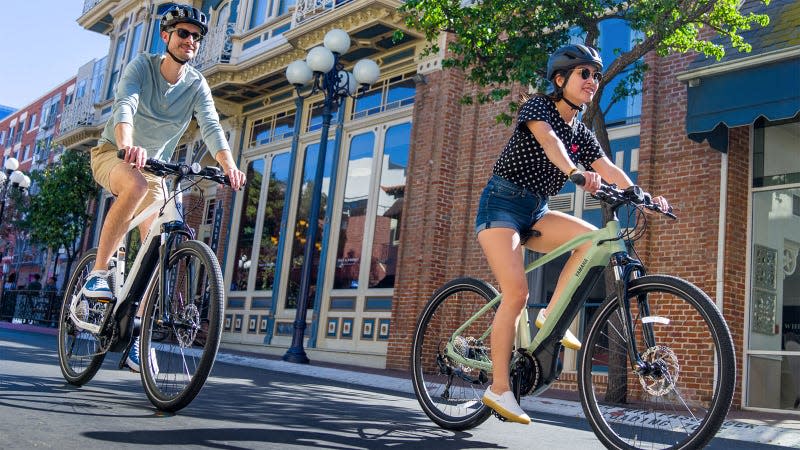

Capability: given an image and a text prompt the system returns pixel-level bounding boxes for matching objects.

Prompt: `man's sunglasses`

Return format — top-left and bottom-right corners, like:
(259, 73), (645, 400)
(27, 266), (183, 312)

(170, 28), (203, 42)
(572, 67), (603, 83)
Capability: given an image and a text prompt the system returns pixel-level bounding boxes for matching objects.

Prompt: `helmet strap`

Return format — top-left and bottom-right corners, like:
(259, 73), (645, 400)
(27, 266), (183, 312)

(562, 96), (584, 112)
(165, 33), (189, 65)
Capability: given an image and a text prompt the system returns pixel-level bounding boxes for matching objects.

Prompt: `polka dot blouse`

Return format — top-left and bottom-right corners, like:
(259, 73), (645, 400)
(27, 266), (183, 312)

(492, 95), (604, 196)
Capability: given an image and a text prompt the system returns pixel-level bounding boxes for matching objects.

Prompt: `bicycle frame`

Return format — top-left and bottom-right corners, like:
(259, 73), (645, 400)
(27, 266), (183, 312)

(104, 177), (193, 352)
(444, 216), (641, 393)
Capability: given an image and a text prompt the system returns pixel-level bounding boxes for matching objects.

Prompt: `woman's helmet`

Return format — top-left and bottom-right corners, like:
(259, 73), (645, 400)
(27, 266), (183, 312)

(160, 4), (208, 36)
(546, 44), (603, 81)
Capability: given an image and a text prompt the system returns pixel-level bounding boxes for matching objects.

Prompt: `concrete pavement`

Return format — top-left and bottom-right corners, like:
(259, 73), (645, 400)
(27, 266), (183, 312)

(4, 321), (800, 447)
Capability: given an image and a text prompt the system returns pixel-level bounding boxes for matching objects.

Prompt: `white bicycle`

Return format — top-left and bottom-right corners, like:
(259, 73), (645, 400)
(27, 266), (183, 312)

(58, 152), (234, 412)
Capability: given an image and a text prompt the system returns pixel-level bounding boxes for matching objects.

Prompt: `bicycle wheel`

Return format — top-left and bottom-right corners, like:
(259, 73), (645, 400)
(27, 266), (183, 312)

(140, 240), (223, 412)
(411, 277), (498, 430)
(57, 249), (108, 385)
(578, 275), (735, 450)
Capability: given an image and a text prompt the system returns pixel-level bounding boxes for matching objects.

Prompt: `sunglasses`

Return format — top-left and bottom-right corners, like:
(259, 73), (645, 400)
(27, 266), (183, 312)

(572, 67), (603, 83)
(170, 28), (203, 42)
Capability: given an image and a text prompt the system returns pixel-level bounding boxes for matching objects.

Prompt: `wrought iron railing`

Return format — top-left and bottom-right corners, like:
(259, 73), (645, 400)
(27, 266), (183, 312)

(292, 0), (356, 27)
(194, 22), (237, 72)
(0, 290), (62, 328)
(59, 96), (96, 135)
(82, 0), (104, 15)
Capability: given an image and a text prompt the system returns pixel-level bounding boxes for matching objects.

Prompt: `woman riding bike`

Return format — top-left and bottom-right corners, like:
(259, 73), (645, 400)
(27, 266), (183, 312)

(475, 44), (670, 424)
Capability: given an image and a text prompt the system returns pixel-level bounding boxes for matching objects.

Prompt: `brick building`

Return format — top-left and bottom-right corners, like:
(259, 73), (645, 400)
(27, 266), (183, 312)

(0, 76), (78, 286)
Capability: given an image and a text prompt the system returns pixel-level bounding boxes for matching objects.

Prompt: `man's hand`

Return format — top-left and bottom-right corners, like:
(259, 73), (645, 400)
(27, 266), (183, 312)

(120, 145), (148, 169)
(215, 150), (246, 190)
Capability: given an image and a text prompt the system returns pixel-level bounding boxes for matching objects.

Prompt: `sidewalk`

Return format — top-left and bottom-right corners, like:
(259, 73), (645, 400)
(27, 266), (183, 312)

(5, 321), (800, 447)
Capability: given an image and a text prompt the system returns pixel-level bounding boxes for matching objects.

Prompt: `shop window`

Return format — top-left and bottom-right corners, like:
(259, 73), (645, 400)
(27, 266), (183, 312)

(748, 118), (800, 411)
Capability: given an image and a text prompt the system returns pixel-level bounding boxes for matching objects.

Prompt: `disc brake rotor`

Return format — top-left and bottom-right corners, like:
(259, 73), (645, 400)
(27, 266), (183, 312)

(639, 345), (679, 396)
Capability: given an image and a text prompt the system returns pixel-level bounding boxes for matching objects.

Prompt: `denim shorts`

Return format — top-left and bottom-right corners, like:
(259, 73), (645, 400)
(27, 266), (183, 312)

(475, 175), (549, 240)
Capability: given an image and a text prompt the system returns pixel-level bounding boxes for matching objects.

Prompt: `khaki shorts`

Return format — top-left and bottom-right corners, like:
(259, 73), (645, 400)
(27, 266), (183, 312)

(90, 141), (165, 217)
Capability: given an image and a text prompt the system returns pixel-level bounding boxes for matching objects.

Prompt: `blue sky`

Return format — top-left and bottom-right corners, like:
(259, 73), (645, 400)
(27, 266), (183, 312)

(0, 1), (110, 109)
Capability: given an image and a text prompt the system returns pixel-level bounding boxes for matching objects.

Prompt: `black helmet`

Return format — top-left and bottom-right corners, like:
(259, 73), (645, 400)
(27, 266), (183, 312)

(546, 44), (603, 81)
(160, 5), (208, 36)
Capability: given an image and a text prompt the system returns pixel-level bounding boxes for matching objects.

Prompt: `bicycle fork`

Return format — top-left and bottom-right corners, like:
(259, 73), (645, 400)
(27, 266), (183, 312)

(612, 252), (662, 377)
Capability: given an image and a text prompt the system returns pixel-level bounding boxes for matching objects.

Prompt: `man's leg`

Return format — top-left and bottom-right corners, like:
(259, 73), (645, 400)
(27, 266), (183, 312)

(92, 162), (149, 272)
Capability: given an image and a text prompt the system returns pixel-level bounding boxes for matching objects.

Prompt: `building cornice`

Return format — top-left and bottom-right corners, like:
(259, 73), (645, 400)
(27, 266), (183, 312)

(676, 46), (800, 81)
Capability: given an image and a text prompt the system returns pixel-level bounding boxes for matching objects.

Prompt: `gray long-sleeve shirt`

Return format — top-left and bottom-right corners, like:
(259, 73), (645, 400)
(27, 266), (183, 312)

(99, 53), (228, 160)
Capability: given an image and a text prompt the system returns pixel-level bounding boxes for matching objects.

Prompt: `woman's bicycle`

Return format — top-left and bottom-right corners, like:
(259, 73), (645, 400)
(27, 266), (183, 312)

(411, 174), (736, 450)
(57, 151), (234, 412)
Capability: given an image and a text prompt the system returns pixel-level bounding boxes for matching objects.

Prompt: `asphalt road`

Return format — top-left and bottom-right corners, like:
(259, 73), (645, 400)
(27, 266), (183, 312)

(0, 328), (792, 449)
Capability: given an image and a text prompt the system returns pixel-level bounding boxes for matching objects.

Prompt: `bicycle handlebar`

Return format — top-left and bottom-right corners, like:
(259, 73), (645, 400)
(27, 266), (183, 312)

(117, 149), (232, 187)
(570, 172), (676, 220)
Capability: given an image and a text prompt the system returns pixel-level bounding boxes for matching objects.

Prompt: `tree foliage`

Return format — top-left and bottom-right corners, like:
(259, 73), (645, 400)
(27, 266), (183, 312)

(19, 149), (99, 287)
(400, 0), (769, 142)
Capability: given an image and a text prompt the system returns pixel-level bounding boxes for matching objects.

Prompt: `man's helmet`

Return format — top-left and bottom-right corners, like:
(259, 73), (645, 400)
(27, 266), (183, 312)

(546, 44), (603, 81)
(160, 4), (208, 36)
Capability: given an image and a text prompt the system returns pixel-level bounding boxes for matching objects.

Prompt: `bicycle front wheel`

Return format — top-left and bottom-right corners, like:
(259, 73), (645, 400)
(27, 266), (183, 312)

(57, 249), (107, 385)
(140, 240), (224, 412)
(578, 275), (735, 450)
(411, 277), (497, 430)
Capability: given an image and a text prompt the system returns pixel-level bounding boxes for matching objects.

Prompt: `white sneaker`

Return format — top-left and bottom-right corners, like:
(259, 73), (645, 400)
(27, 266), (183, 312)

(482, 386), (531, 424)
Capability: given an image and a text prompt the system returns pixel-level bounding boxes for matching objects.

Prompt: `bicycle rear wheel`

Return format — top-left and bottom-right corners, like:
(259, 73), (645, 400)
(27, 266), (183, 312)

(411, 277), (497, 430)
(57, 249), (108, 385)
(139, 240), (224, 412)
(578, 275), (735, 450)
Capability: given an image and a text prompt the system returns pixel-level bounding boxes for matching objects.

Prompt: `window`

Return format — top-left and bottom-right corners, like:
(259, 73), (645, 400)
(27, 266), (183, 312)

(249, 0), (295, 29)
(307, 101), (339, 132)
(91, 57), (107, 104)
(332, 121), (411, 290)
(231, 158), (265, 291)
(106, 28), (128, 100)
(351, 73), (416, 120)
(249, 111), (296, 147)
(597, 19), (643, 125)
(0, 130), (5, 146)
(171, 144), (188, 163)
(7, 126), (15, 145)
(150, 3), (179, 54)
(127, 23), (143, 64)
(204, 198), (217, 225)
(29, 114), (37, 131)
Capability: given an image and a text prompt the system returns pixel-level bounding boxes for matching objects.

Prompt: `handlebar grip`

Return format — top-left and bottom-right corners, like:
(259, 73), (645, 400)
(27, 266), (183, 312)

(117, 149), (126, 159)
(570, 172), (586, 186)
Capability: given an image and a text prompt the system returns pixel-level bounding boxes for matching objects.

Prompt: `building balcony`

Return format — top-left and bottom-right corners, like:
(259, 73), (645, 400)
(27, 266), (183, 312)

(193, 22), (237, 73)
(56, 96), (106, 151)
(78, 0), (118, 34)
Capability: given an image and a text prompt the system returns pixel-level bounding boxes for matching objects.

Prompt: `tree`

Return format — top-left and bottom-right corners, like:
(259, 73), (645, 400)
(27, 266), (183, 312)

(399, 0), (768, 147)
(18, 149), (99, 291)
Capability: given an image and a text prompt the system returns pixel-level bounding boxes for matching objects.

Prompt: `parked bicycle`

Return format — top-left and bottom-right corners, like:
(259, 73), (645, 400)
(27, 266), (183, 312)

(411, 174), (735, 449)
(57, 151), (234, 412)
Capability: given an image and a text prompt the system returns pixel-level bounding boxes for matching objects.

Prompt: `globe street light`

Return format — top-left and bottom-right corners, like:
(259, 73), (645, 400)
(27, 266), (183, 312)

(282, 28), (380, 364)
(0, 157), (31, 223)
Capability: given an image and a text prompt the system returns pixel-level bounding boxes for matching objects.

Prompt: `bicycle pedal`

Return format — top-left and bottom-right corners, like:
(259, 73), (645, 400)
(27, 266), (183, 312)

(491, 410), (509, 422)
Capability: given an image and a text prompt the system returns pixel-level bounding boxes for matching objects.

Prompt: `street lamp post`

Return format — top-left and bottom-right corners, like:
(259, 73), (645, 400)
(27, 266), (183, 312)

(0, 157), (31, 288)
(282, 28), (380, 364)
(0, 157), (31, 225)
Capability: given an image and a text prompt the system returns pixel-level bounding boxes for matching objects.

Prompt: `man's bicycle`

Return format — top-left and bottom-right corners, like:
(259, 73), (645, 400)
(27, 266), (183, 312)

(411, 175), (735, 449)
(57, 152), (234, 412)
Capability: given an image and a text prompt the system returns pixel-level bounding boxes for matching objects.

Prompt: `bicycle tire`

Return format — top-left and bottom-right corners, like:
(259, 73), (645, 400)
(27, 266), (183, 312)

(57, 249), (107, 386)
(139, 240), (224, 412)
(411, 277), (498, 430)
(578, 275), (735, 450)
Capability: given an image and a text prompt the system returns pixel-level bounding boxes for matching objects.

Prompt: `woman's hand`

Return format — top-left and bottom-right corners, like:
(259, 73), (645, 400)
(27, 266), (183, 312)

(579, 170), (603, 194)
(644, 194), (670, 215)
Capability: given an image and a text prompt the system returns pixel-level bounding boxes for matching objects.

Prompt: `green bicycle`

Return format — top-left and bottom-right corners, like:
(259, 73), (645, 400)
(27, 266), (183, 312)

(411, 175), (736, 450)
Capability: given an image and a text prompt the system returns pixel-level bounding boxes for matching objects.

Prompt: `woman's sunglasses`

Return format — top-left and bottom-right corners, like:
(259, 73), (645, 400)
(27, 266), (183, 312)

(170, 28), (204, 42)
(572, 67), (603, 83)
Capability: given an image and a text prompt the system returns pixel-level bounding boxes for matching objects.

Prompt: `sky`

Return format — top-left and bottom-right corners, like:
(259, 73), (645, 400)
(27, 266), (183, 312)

(0, 1), (111, 109)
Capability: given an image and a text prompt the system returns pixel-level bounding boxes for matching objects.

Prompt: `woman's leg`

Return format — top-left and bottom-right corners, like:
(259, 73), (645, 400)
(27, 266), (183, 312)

(526, 210), (596, 317)
(477, 227), (527, 394)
